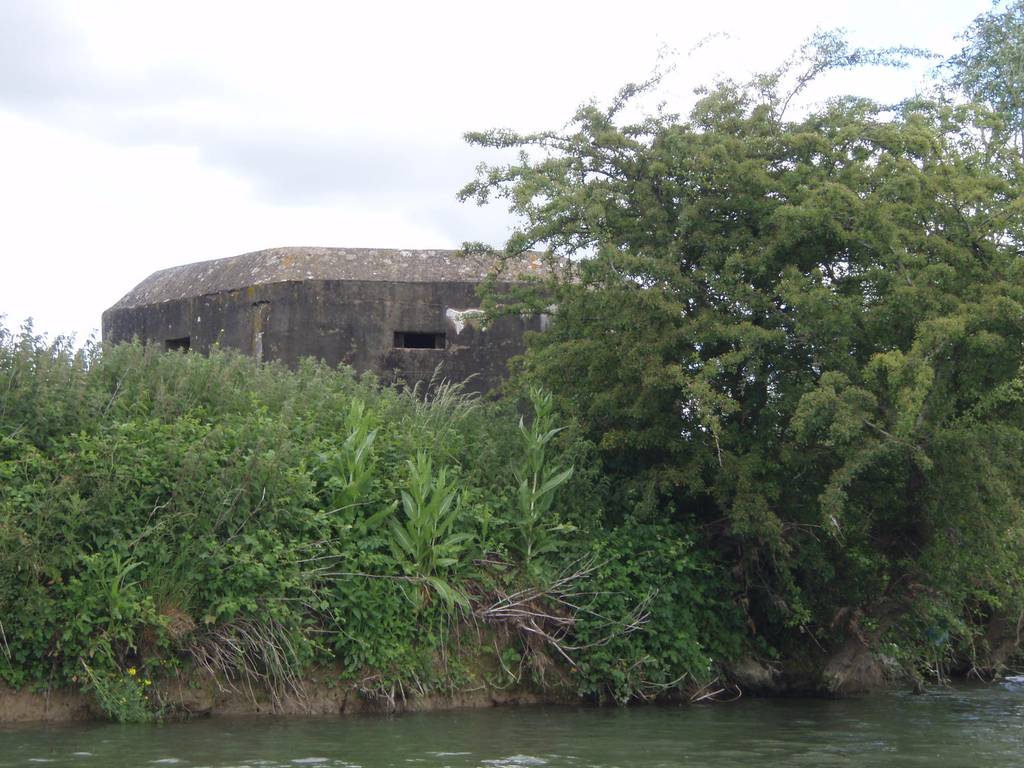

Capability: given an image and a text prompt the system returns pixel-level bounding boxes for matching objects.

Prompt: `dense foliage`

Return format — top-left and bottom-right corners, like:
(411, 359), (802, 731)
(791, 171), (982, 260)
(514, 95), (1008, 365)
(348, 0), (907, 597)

(0, 326), (742, 719)
(461, 20), (1024, 677)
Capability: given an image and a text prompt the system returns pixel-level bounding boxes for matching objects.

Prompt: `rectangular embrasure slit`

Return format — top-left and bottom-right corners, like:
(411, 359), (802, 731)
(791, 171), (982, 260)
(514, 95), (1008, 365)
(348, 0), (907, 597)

(393, 331), (445, 349)
(165, 336), (191, 352)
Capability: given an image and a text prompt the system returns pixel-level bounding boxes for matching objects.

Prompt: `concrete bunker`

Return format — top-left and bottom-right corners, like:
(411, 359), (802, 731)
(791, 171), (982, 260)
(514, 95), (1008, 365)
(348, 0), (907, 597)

(102, 247), (552, 392)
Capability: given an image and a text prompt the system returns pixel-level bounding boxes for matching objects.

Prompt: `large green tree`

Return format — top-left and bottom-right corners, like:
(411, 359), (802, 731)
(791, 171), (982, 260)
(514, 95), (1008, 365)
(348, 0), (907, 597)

(945, 0), (1024, 161)
(462, 50), (1024, 666)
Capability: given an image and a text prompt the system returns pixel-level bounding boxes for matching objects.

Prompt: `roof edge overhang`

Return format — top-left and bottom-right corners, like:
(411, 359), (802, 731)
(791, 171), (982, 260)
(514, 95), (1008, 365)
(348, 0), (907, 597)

(107, 246), (556, 311)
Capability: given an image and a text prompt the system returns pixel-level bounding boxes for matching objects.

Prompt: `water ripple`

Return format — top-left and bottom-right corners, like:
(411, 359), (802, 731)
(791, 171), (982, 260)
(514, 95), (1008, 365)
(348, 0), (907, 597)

(4, 686), (1024, 767)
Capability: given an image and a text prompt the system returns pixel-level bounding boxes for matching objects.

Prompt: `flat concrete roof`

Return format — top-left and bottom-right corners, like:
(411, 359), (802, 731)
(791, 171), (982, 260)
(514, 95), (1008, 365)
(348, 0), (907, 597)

(108, 247), (553, 310)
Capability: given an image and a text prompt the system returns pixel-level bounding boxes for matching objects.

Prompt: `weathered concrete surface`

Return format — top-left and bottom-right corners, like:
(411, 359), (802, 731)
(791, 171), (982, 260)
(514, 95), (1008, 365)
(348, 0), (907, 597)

(103, 248), (552, 392)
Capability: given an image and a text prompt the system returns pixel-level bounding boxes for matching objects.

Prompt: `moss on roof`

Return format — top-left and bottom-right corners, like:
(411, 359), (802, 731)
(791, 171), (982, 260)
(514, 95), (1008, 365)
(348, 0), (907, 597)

(109, 247), (552, 309)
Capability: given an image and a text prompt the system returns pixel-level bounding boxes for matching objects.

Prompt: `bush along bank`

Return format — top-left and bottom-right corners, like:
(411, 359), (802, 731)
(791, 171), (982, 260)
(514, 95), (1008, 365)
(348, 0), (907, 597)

(0, 324), (748, 723)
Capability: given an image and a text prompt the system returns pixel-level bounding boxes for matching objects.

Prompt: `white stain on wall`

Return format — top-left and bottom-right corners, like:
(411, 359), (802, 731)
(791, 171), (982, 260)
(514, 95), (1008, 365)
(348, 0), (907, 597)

(445, 307), (486, 335)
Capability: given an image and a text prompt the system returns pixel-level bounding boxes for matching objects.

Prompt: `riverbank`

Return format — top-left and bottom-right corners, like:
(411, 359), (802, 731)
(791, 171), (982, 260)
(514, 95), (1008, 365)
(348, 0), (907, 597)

(0, 672), (555, 725)
(4, 638), (1021, 725)
(4, 683), (1024, 767)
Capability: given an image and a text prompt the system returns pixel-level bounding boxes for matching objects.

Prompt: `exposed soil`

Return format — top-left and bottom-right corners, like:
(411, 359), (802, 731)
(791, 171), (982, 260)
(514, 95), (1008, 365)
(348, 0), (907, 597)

(0, 672), (555, 725)
(0, 685), (93, 724)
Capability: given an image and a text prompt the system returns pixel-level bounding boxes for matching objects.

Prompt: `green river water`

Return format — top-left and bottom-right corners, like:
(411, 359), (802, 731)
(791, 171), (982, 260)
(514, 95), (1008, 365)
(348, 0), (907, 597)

(2, 682), (1023, 767)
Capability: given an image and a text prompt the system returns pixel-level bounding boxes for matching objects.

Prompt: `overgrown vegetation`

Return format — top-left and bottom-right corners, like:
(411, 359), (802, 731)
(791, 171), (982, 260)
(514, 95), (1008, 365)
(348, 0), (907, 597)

(0, 326), (742, 719)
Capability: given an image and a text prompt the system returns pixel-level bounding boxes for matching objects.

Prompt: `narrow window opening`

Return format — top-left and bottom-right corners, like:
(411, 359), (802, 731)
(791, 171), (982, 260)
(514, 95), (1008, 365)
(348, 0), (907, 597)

(166, 336), (190, 352)
(393, 331), (445, 349)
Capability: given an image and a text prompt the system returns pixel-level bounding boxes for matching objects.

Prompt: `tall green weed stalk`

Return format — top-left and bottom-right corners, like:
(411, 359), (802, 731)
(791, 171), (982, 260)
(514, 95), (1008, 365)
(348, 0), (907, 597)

(315, 398), (379, 516)
(514, 388), (574, 573)
(388, 453), (472, 608)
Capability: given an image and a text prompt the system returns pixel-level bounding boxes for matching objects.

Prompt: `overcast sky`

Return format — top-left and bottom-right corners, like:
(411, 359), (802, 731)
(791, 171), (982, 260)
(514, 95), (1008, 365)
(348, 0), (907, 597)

(0, 0), (992, 342)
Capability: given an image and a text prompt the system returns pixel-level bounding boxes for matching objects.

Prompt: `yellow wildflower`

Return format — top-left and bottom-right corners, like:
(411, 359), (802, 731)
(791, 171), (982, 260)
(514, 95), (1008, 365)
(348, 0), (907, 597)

(127, 667), (137, 677)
